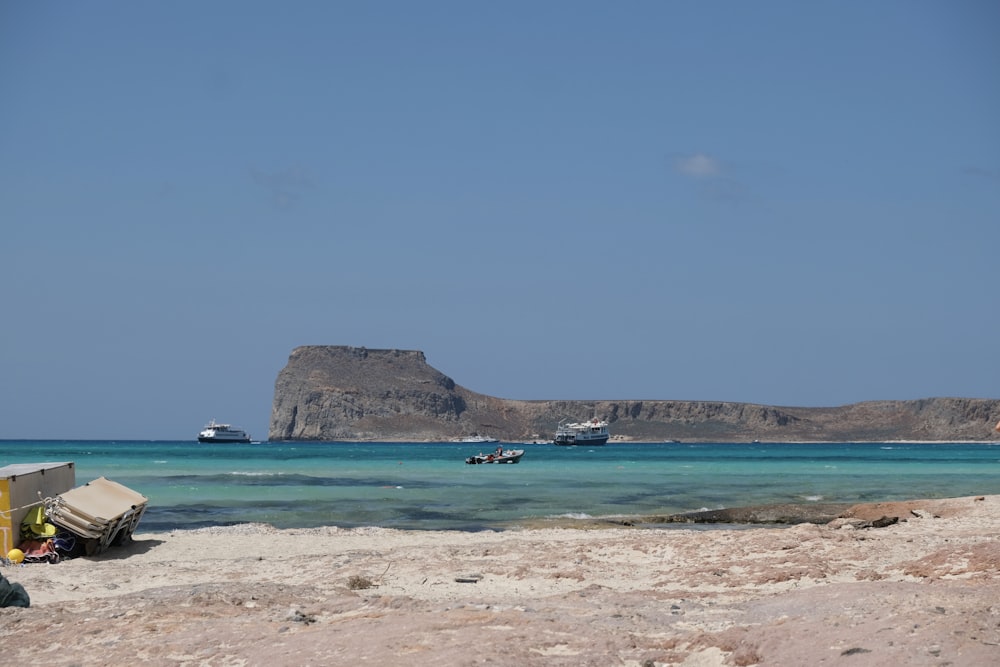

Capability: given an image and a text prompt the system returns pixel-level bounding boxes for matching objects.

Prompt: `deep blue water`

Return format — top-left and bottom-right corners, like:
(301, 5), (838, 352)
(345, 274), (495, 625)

(2, 440), (998, 532)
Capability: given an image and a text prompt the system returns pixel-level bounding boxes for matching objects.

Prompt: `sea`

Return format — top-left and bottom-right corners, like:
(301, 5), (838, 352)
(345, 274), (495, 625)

(2, 440), (999, 533)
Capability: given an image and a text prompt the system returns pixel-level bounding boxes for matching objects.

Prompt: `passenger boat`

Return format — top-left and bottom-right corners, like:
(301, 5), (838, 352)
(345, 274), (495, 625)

(554, 419), (610, 446)
(465, 446), (525, 464)
(456, 434), (500, 444)
(197, 420), (251, 443)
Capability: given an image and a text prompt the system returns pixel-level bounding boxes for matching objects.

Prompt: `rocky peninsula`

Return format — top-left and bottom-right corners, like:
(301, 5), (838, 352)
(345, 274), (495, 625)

(268, 345), (1000, 442)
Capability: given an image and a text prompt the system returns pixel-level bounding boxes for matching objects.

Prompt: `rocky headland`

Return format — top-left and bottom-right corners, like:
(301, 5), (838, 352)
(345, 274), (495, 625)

(268, 345), (1000, 442)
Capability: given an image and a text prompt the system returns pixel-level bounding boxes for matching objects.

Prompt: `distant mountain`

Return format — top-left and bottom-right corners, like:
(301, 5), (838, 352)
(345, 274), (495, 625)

(268, 346), (1000, 443)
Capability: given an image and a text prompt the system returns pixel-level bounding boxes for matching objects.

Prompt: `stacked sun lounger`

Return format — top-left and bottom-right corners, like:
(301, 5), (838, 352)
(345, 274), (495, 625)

(45, 477), (148, 555)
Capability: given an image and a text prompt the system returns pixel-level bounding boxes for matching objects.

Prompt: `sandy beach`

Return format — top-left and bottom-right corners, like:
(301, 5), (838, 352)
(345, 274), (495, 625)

(2, 495), (999, 666)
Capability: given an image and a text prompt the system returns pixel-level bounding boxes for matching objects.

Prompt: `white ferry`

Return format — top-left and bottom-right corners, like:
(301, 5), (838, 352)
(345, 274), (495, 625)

(456, 434), (500, 444)
(197, 420), (251, 443)
(554, 418), (610, 446)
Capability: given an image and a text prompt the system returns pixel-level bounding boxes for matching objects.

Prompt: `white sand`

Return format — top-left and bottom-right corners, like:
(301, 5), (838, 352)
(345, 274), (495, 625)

(2, 495), (999, 665)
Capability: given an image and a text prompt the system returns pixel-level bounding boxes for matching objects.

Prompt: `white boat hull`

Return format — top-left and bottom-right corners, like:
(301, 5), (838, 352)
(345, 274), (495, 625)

(198, 435), (251, 443)
(198, 420), (251, 444)
(554, 419), (610, 446)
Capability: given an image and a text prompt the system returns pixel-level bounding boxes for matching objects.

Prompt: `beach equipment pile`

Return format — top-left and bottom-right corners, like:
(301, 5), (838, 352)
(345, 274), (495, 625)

(43, 477), (148, 556)
(2, 463), (148, 563)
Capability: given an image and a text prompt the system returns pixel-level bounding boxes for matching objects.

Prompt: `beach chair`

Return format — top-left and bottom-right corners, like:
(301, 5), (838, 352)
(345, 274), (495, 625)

(45, 477), (148, 555)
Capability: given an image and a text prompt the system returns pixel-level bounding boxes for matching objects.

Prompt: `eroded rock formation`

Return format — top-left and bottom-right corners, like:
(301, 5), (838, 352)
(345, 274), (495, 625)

(268, 346), (1000, 442)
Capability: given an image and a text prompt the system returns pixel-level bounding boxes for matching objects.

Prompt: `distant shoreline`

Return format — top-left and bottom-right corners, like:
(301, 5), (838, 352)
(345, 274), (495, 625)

(265, 438), (1000, 445)
(2, 437), (998, 444)
(270, 348), (1000, 442)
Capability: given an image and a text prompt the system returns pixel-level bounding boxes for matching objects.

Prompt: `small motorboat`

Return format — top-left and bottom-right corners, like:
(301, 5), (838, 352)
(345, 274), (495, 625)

(465, 446), (525, 464)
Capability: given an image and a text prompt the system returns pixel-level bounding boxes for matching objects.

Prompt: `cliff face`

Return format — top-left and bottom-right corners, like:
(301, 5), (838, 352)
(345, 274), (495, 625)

(269, 346), (1000, 442)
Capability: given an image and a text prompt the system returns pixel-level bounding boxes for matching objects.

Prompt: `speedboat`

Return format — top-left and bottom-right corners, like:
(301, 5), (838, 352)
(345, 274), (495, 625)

(465, 446), (525, 464)
(197, 420), (251, 443)
(554, 419), (609, 446)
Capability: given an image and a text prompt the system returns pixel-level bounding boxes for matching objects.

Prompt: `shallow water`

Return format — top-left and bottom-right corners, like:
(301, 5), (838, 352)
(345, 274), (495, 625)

(2, 440), (998, 531)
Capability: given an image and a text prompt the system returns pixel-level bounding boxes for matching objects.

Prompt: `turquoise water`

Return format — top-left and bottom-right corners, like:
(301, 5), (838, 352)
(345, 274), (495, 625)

(3, 440), (999, 532)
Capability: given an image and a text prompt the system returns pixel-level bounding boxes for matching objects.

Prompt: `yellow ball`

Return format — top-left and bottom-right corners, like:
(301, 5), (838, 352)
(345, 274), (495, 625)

(7, 548), (25, 564)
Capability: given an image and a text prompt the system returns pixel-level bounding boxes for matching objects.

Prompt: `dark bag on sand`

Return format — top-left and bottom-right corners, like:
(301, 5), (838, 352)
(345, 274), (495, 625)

(0, 573), (31, 608)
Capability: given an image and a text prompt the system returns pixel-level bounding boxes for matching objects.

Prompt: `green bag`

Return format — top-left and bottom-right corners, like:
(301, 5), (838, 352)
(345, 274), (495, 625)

(0, 574), (31, 608)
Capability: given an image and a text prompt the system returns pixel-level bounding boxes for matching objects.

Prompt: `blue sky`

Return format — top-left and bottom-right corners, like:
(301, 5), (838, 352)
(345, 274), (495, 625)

(2, 2), (998, 440)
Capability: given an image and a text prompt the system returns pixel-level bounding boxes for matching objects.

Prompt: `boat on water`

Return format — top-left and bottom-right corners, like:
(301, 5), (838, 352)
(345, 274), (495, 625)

(456, 434), (500, 444)
(465, 446), (525, 464)
(197, 420), (251, 443)
(554, 418), (610, 446)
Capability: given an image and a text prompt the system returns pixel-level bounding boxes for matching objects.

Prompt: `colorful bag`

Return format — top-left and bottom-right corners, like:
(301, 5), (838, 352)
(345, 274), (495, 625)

(18, 539), (60, 564)
(20, 505), (57, 541)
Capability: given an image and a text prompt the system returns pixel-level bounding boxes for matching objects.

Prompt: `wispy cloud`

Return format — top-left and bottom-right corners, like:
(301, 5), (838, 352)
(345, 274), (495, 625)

(670, 152), (758, 206)
(962, 166), (1000, 184)
(250, 165), (314, 208)
(675, 153), (721, 178)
